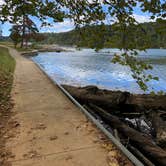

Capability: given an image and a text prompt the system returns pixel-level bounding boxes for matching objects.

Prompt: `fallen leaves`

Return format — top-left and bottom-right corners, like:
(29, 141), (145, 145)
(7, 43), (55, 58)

(49, 135), (58, 141)
(31, 123), (47, 130)
(23, 150), (41, 159)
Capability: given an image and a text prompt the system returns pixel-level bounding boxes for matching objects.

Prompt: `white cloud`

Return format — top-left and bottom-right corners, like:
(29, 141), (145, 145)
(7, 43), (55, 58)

(133, 14), (153, 23)
(0, 0), (4, 5)
(40, 19), (75, 33)
(104, 13), (154, 25)
(40, 14), (153, 34)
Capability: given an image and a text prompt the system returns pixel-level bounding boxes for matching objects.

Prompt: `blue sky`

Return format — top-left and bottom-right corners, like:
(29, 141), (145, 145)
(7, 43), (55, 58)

(1, 17), (76, 36)
(0, 1), (153, 36)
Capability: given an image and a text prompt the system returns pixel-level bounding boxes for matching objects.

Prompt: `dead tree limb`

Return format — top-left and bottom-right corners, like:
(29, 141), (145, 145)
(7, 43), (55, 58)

(88, 104), (166, 166)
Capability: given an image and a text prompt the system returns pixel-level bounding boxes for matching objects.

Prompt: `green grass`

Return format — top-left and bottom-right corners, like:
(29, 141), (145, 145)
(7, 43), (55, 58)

(0, 47), (15, 112)
(0, 41), (34, 52)
(0, 41), (43, 52)
(0, 41), (14, 47)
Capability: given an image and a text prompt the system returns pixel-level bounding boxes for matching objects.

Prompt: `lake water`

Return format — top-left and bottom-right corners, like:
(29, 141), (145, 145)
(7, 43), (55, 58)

(32, 49), (166, 94)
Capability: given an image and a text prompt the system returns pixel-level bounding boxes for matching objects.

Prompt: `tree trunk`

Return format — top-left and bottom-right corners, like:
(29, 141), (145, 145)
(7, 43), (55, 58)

(128, 145), (155, 166)
(21, 15), (26, 48)
(151, 112), (166, 147)
(62, 85), (166, 111)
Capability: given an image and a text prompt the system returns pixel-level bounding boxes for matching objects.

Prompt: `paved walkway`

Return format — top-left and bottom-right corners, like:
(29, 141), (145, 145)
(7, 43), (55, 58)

(4, 47), (124, 166)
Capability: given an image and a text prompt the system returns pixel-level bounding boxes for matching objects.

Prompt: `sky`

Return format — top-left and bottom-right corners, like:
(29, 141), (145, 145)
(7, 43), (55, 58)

(0, 1), (154, 36)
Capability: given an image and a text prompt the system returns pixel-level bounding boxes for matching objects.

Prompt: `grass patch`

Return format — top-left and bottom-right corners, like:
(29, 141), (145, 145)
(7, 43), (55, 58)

(0, 41), (43, 52)
(0, 47), (15, 112)
(0, 41), (14, 47)
(0, 47), (15, 165)
(0, 41), (34, 52)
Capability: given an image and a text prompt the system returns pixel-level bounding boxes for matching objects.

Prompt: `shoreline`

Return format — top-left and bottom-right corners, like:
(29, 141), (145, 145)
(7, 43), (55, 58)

(20, 44), (74, 56)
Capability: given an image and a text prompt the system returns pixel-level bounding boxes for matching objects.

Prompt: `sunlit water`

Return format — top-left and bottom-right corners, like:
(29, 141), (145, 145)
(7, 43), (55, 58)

(32, 48), (166, 94)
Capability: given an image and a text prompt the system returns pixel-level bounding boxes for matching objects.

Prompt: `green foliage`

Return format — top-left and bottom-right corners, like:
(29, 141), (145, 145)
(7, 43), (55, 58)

(0, 0), (66, 47)
(40, 21), (166, 49)
(112, 51), (158, 91)
(0, 0), (65, 24)
(21, 16), (39, 47)
(9, 17), (46, 48)
(9, 25), (22, 48)
(0, 47), (15, 109)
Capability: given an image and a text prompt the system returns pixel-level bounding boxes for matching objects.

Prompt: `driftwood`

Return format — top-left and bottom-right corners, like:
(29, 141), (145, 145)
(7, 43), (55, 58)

(150, 112), (166, 147)
(62, 85), (166, 111)
(63, 85), (133, 111)
(128, 145), (155, 166)
(63, 85), (166, 164)
(88, 104), (166, 166)
(64, 85), (166, 142)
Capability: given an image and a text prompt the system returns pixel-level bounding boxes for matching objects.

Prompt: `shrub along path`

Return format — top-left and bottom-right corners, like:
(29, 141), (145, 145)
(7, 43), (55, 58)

(1, 46), (132, 166)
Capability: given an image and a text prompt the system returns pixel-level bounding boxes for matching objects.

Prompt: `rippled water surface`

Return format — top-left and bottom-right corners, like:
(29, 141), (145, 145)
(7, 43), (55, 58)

(32, 49), (166, 94)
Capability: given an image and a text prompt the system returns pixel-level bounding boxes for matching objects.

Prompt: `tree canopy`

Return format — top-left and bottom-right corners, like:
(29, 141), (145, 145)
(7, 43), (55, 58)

(0, 0), (65, 46)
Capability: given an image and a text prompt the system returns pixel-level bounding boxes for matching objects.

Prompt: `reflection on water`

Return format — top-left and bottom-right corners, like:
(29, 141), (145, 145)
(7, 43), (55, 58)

(32, 48), (166, 94)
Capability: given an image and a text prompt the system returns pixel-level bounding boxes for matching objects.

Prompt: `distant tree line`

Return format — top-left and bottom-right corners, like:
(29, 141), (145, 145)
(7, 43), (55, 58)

(40, 20), (166, 49)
